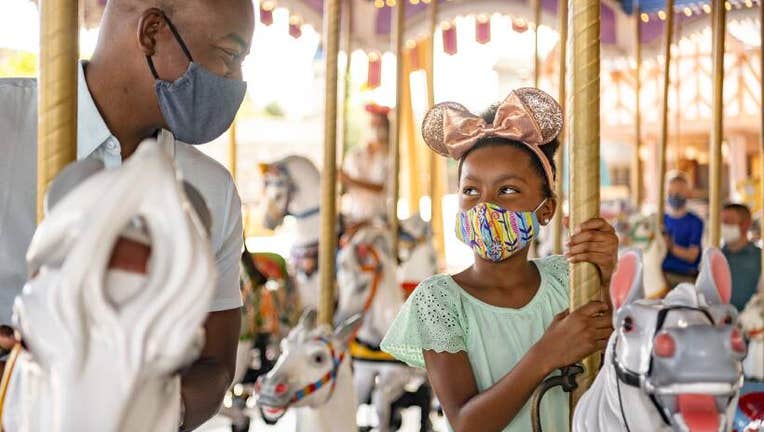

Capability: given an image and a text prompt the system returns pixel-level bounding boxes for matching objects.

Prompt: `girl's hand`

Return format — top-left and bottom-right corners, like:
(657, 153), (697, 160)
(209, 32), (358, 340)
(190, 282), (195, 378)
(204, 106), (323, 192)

(566, 218), (619, 287)
(534, 301), (613, 372)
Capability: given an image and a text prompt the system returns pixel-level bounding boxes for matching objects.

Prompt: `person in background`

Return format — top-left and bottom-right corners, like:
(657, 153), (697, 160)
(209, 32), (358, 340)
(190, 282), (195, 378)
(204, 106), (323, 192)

(339, 104), (390, 224)
(721, 203), (762, 311)
(662, 172), (704, 287)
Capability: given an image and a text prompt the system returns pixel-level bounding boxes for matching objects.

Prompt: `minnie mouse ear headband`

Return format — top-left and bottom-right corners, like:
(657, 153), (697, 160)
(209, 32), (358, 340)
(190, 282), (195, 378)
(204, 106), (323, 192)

(422, 87), (562, 189)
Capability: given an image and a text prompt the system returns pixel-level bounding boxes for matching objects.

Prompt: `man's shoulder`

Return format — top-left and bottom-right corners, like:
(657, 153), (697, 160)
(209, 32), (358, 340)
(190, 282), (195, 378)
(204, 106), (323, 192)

(0, 77), (38, 91)
(174, 144), (234, 186)
(686, 211), (703, 225)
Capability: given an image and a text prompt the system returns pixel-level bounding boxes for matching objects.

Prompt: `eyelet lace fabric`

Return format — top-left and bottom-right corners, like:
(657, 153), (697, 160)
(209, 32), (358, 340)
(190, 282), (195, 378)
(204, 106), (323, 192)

(380, 275), (467, 368)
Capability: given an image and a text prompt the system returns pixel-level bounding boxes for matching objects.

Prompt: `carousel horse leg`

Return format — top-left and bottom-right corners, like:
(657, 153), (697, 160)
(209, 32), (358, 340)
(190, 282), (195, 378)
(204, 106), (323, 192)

(373, 364), (410, 432)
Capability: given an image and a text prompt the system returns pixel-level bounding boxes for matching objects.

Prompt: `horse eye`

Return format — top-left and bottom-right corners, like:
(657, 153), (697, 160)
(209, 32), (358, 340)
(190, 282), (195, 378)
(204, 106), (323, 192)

(623, 316), (634, 333)
(313, 354), (325, 364)
(722, 315), (733, 325)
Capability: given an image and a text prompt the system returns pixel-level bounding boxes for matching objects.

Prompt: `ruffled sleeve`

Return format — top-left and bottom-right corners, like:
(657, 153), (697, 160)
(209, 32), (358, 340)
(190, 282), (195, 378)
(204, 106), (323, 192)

(381, 275), (467, 368)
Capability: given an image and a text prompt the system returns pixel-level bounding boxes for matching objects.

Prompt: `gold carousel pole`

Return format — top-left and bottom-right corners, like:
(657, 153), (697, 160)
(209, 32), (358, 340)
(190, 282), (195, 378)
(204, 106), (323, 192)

(552, 0), (568, 255)
(319, 0), (341, 326)
(533, 0), (541, 87)
(632, 3), (643, 207)
(427, 0), (446, 264)
(709, 0), (726, 247)
(228, 120), (237, 181)
(390, 0), (405, 261)
(567, 0), (602, 410)
(657, 0), (674, 234)
(37, 0), (80, 221)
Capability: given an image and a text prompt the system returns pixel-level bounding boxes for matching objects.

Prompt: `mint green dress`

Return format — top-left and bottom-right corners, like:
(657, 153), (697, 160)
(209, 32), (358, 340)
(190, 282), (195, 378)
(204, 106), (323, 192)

(380, 255), (570, 432)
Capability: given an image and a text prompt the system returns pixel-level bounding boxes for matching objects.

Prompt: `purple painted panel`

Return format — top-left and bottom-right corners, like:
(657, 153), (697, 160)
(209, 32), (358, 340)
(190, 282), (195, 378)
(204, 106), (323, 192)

(601, 3), (617, 44)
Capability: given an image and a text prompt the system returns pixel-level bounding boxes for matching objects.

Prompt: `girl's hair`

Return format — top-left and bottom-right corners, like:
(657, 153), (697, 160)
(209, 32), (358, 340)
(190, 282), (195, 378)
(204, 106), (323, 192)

(457, 104), (560, 198)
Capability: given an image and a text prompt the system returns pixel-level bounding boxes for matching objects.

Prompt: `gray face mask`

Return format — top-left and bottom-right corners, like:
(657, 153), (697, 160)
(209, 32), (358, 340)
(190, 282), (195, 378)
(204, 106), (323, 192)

(146, 13), (247, 145)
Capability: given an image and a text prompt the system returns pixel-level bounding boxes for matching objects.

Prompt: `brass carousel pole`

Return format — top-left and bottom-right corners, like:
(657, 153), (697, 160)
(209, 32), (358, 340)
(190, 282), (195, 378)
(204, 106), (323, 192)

(632, 3), (643, 207)
(228, 120), (237, 181)
(428, 0), (445, 263)
(553, 0), (568, 255)
(709, 0), (726, 247)
(37, 0), (80, 221)
(318, 0), (342, 326)
(533, 0), (541, 87)
(390, 0), (405, 261)
(567, 0), (602, 410)
(657, 0), (674, 234)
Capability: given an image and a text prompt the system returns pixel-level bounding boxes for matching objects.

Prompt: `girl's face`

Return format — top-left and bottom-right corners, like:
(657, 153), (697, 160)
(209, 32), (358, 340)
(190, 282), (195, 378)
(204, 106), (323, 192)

(458, 145), (555, 223)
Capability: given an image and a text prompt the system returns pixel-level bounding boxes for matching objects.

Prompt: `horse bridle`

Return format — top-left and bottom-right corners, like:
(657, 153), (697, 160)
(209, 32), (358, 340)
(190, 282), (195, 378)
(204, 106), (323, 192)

(611, 305), (734, 431)
(265, 163), (320, 222)
(258, 336), (346, 424)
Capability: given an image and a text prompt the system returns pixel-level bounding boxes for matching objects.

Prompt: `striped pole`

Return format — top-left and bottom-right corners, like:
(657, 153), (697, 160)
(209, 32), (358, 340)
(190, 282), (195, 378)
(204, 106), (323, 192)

(656, 0), (674, 233)
(709, 0), (726, 247)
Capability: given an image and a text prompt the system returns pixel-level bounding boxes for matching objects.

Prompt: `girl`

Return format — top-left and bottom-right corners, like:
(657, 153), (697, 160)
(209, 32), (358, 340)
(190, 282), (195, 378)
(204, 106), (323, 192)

(380, 88), (618, 432)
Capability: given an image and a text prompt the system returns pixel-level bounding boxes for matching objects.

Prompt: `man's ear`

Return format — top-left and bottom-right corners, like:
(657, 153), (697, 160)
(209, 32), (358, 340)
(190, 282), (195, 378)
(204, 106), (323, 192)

(137, 8), (166, 56)
(538, 198), (557, 226)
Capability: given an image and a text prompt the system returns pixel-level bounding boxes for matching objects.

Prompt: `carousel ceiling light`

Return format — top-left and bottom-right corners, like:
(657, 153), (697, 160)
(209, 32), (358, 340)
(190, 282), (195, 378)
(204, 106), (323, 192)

(744, 0), (753, 6)
(422, 0), (431, 3)
(411, 0), (420, 4)
(725, 1), (732, 10)
(386, 0), (397, 6)
(512, 17), (529, 33)
(657, 10), (666, 20)
(703, 3), (712, 13)
(683, 7), (692, 16)
(641, 13), (650, 22)
(374, 0), (385, 7)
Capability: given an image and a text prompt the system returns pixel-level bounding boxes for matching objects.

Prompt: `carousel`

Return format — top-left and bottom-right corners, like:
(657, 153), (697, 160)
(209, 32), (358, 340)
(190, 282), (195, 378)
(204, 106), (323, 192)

(0, 0), (763, 431)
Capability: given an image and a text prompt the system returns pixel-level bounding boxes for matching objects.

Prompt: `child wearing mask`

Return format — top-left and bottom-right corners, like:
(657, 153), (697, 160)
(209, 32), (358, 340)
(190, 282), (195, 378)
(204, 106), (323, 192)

(662, 173), (704, 287)
(380, 88), (619, 432)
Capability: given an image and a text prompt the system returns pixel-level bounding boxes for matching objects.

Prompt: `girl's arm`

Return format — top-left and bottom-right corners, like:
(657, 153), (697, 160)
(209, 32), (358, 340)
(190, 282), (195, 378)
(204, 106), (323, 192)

(425, 301), (612, 432)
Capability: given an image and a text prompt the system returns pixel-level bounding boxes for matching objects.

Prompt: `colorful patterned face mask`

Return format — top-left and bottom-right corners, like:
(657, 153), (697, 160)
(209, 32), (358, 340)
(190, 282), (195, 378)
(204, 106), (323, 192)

(455, 201), (545, 262)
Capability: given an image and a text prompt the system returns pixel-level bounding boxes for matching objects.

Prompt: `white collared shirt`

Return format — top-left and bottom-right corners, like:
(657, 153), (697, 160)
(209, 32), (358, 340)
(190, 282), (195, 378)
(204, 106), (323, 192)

(0, 64), (243, 324)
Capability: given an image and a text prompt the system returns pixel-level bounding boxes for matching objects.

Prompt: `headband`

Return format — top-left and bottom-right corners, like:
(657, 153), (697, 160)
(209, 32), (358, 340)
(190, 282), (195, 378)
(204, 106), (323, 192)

(421, 87), (563, 189)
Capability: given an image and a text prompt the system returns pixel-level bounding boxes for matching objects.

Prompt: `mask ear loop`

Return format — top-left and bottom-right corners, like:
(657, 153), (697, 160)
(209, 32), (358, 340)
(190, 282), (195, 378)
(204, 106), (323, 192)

(145, 12), (195, 80)
(533, 198), (547, 214)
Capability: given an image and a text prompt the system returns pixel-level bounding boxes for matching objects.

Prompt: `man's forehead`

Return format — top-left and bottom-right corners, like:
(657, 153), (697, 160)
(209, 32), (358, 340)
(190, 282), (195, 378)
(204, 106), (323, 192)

(195, 0), (254, 45)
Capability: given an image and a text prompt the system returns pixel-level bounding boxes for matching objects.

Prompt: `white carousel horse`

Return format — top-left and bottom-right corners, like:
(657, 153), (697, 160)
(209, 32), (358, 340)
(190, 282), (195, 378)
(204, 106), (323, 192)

(256, 310), (363, 432)
(740, 293), (764, 380)
(572, 248), (746, 432)
(2, 143), (215, 431)
(621, 213), (669, 298)
(398, 214), (438, 298)
(260, 156), (322, 311)
(336, 224), (422, 432)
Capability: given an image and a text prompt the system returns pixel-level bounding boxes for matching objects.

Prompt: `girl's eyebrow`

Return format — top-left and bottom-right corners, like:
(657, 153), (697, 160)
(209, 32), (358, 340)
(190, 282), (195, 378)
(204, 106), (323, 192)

(493, 174), (528, 184)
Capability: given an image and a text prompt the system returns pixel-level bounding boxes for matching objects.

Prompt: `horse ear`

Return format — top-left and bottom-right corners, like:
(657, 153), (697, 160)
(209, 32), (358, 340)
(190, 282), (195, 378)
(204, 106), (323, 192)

(695, 248), (732, 305)
(334, 313), (364, 345)
(298, 309), (317, 330)
(610, 249), (644, 310)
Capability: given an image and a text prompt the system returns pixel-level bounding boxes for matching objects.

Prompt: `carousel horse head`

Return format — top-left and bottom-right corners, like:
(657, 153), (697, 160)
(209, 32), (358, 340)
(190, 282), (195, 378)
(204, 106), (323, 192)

(255, 310), (362, 423)
(398, 214), (437, 297)
(3, 142), (216, 432)
(574, 248), (746, 431)
(336, 226), (402, 343)
(258, 156), (321, 230)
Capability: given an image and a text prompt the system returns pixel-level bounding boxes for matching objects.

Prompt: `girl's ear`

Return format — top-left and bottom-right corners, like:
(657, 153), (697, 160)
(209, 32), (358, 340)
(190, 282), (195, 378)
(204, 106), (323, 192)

(538, 198), (557, 225)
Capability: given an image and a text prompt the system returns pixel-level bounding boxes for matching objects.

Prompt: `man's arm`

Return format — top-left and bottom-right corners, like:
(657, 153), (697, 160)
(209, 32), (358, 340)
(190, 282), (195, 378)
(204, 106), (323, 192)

(667, 218), (703, 264)
(180, 308), (240, 431)
(339, 170), (384, 193)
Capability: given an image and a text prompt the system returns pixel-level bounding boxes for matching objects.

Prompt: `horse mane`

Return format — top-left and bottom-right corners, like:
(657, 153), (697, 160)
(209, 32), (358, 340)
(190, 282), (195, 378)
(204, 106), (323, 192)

(19, 142), (215, 377)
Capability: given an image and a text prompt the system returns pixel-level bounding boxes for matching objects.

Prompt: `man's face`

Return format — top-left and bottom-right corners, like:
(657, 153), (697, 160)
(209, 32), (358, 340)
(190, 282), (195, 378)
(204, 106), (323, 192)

(721, 209), (741, 228)
(369, 115), (389, 147)
(667, 179), (689, 199)
(148, 0), (255, 81)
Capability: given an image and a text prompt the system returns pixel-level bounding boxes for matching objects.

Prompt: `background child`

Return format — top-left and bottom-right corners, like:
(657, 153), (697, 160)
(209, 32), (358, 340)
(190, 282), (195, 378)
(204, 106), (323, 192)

(381, 88), (619, 432)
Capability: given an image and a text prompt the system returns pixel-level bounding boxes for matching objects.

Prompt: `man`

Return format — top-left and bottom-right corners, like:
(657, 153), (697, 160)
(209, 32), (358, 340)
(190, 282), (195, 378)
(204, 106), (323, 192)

(662, 173), (704, 287)
(339, 104), (390, 224)
(0, 1), (253, 429)
(721, 203), (762, 311)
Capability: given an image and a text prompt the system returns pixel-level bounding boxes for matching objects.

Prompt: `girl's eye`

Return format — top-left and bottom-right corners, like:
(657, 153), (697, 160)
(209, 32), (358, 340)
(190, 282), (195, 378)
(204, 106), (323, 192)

(462, 187), (479, 196)
(499, 186), (518, 195)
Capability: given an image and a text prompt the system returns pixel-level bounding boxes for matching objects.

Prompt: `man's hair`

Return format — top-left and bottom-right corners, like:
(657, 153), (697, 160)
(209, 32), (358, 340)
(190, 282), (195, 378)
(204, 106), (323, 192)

(667, 171), (689, 185)
(723, 202), (752, 222)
